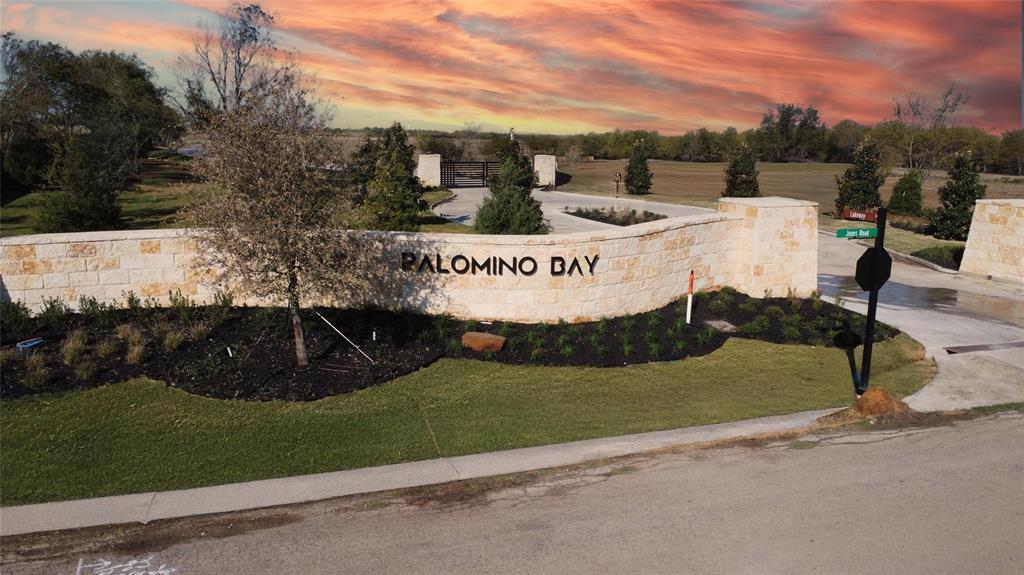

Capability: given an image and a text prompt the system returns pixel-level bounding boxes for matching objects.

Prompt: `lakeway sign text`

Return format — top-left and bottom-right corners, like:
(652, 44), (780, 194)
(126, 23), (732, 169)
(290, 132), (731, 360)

(401, 252), (599, 276)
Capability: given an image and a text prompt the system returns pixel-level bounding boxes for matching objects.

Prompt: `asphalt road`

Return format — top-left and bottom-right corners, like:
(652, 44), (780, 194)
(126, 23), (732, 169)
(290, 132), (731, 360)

(434, 188), (712, 233)
(4, 413), (1022, 574)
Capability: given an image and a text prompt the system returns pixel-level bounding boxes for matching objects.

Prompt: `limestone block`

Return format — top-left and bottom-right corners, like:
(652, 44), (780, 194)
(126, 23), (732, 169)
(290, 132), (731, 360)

(534, 155), (557, 188)
(416, 154), (442, 187)
(68, 271), (99, 287)
(4, 245), (35, 259)
(42, 273), (69, 288)
(66, 243), (97, 258)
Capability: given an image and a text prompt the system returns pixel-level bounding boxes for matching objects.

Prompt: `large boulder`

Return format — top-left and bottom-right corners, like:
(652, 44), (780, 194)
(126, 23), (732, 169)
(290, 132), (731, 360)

(855, 387), (911, 416)
(461, 332), (506, 353)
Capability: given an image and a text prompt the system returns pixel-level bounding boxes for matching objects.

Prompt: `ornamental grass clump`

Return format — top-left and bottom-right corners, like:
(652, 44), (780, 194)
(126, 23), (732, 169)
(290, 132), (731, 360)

(96, 337), (119, 359)
(163, 329), (186, 352)
(23, 352), (49, 391)
(60, 330), (88, 366)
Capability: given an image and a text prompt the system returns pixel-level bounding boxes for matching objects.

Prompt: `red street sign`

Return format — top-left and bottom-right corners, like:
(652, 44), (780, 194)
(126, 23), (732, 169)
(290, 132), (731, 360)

(842, 207), (878, 222)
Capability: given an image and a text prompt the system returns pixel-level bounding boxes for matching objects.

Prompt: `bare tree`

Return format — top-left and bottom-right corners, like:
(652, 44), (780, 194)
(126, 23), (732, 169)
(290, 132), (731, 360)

(892, 85), (969, 175)
(183, 73), (363, 366)
(173, 2), (294, 126)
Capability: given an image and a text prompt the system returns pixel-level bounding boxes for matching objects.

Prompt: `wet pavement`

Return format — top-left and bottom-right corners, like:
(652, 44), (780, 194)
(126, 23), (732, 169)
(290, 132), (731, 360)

(818, 233), (1024, 410)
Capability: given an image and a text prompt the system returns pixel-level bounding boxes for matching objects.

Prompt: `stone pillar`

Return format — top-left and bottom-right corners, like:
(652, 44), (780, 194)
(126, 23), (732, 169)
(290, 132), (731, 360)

(960, 199), (1024, 284)
(534, 155), (557, 188)
(416, 154), (442, 187)
(718, 197), (819, 297)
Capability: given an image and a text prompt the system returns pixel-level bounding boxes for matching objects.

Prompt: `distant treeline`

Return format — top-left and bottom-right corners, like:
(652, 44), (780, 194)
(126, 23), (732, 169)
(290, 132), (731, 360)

(367, 103), (1024, 176)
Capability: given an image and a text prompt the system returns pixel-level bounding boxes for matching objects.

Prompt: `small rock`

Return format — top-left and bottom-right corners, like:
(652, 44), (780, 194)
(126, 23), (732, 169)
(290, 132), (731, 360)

(855, 387), (911, 416)
(704, 319), (737, 333)
(461, 332), (506, 353)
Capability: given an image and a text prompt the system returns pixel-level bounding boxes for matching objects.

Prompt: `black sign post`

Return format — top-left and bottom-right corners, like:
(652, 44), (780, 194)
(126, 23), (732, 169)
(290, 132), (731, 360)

(853, 207), (891, 395)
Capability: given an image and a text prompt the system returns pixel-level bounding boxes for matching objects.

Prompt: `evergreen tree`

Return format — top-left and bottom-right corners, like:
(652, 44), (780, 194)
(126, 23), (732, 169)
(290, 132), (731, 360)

(624, 141), (652, 195)
(363, 145), (422, 232)
(722, 145), (760, 197)
(834, 139), (884, 213)
(930, 152), (986, 240)
(887, 169), (923, 215)
(474, 156), (547, 235)
(36, 134), (127, 233)
(359, 122), (423, 230)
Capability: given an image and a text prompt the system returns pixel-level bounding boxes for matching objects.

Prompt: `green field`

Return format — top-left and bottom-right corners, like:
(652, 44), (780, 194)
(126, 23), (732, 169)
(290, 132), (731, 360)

(559, 160), (1024, 214)
(1, 335), (931, 505)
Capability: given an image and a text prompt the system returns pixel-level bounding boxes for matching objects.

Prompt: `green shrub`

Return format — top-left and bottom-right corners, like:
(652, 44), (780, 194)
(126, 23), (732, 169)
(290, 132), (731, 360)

(595, 318), (609, 336)
(782, 325), (802, 342)
(764, 306), (786, 320)
(39, 297), (71, 331)
(625, 143), (652, 195)
(567, 324), (582, 338)
(930, 153), (986, 241)
(462, 319), (478, 332)
(708, 299), (728, 314)
(723, 145), (760, 198)
(622, 341), (634, 356)
(432, 315), (449, 341)
(0, 300), (33, 338)
(559, 343), (575, 359)
(205, 289), (233, 326)
(644, 330), (657, 345)
(78, 296), (116, 329)
(446, 337), (462, 355)
(498, 322), (514, 338)
(622, 315), (637, 332)
(834, 140), (884, 213)
(530, 347), (545, 362)
(739, 315), (770, 336)
(672, 339), (686, 353)
(594, 343), (607, 357)
(673, 317), (687, 333)
(738, 299), (759, 314)
(588, 333), (602, 348)
(647, 313), (661, 328)
(696, 325), (718, 346)
(648, 342), (661, 358)
(910, 245), (965, 271)
(888, 170), (923, 215)
(169, 290), (198, 326)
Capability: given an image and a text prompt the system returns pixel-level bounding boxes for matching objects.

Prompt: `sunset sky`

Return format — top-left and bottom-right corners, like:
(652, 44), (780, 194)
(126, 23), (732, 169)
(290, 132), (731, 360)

(3, 0), (1020, 134)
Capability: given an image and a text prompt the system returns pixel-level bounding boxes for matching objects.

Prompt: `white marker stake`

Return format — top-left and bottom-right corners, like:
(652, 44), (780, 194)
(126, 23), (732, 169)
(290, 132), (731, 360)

(686, 270), (694, 325)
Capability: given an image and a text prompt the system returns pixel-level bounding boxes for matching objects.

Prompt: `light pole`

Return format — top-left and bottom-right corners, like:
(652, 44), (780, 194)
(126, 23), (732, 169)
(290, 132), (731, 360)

(614, 171), (621, 211)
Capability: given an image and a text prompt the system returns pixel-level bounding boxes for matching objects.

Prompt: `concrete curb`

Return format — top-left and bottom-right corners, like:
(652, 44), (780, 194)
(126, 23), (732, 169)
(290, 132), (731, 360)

(428, 192), (457, 212)
(0, 408), (838, 536)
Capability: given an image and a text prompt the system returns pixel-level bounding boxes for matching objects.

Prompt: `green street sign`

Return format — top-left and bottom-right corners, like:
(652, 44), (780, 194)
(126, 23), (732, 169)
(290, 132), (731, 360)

(836, 228), (878, 239)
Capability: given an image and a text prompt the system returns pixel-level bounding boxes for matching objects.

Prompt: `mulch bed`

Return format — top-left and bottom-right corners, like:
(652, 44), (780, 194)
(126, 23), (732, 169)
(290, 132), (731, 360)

(0, 288), (898, 402)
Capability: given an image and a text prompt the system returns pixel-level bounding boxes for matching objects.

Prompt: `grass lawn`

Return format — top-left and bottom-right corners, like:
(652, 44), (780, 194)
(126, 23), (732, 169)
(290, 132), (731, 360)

(1, 334), (931, 505)
(0, 156), (197, 238)
(559, 160), (1024, 214)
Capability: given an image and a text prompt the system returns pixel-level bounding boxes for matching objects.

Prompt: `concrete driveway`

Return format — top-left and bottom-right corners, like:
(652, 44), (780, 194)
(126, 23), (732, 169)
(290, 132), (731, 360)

(817, 233), (1024, 410)
(434, 188), (712, 233)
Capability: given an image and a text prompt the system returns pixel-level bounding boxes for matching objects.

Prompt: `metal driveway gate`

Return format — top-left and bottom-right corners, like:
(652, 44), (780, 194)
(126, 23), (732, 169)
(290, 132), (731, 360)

(440, 161), (501, 188)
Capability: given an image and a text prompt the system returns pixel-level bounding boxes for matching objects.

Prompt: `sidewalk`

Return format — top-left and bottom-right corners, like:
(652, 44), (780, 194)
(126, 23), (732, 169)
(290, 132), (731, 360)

(0, 408), (835, 537)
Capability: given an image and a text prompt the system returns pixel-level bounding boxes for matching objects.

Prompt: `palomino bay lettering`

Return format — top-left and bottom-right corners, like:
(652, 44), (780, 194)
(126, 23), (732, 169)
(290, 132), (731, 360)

(401, 253), (599, 276)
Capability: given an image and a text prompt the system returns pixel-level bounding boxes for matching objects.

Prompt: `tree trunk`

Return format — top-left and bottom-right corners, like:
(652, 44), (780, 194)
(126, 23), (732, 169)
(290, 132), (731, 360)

(287, 273), (309, 367)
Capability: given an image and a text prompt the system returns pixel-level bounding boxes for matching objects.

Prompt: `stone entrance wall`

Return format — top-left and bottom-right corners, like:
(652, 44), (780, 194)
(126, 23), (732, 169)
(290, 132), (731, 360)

(1, 197), (818, 322)
(960, 199), (1024, 284)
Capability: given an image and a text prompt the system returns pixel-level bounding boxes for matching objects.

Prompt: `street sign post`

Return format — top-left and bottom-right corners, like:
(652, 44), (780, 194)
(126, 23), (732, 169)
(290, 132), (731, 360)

(836, 228), (878, 240)
(852, 208), (890, 395)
